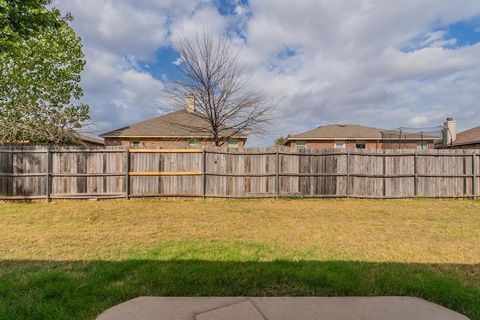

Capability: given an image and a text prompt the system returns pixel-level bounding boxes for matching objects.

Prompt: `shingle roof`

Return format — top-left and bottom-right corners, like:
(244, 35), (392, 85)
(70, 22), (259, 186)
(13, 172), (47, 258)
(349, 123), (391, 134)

(285, 124), (437, 142)
(100, 110), (246, 139)
(74, 133), (105, 146)
(453, 125), (480, 146)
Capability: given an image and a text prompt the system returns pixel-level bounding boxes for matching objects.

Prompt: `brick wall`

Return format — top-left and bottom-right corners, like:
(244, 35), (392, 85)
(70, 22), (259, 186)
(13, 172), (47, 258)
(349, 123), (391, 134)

(287, 140), (381, 150)
(286, 140), (434, 150)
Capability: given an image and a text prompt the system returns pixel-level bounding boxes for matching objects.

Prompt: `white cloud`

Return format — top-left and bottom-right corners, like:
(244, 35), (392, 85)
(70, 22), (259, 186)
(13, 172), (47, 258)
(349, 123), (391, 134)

(238, 0), (480, 144)
(57, 0), (175, 60)
(78, 48), (164, 134)
(418, 31), (457, 48)
(408, 116), (429, 126)
(169, 4), (229, 41)
(55, 0), (198, 135)
(172, 57), (183, 66)
(56, 0), (480, 145)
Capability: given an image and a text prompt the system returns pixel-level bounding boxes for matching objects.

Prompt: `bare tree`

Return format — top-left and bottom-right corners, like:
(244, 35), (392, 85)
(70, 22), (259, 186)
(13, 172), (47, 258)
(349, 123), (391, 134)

(164, 32), (271, 146)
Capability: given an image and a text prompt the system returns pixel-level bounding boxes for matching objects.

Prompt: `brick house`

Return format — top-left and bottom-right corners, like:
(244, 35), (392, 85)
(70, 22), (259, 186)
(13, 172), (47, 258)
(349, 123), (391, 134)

(100, 103), (247, 148)
(283, 124), (436, 150)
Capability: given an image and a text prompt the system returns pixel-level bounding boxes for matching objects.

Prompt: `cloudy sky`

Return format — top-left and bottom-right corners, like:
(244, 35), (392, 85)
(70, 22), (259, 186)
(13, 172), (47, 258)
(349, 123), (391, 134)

(56, 0), (480, 146)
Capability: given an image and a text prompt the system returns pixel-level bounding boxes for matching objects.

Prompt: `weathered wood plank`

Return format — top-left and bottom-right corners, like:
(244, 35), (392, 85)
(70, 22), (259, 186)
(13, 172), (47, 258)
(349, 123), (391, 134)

(1, 146), (479, 199)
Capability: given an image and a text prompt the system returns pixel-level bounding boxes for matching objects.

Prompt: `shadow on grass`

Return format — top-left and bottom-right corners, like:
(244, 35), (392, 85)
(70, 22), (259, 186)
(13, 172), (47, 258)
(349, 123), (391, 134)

(0, 259), (478, 320)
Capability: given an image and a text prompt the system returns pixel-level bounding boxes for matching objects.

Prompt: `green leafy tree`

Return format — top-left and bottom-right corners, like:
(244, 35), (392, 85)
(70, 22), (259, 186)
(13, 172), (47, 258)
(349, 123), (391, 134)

(275, 135), (289, 145)
(0, 0), (89, 144)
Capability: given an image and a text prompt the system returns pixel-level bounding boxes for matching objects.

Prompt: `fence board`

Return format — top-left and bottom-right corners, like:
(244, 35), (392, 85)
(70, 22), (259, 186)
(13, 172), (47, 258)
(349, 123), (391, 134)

(0, 146), (46, 197)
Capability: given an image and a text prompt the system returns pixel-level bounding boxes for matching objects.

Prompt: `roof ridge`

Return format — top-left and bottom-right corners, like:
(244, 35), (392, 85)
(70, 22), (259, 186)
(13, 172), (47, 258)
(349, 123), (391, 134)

(458, 125), (480, 134)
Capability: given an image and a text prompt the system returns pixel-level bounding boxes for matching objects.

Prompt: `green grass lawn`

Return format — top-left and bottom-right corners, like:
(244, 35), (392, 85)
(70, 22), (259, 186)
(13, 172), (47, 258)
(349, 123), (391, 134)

(0, 199), (479, 319)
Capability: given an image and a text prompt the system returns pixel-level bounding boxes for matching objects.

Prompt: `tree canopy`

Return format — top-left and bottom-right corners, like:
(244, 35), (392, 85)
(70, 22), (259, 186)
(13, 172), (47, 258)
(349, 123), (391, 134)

(0, 0), (89, 144)
(275, 135), (290, 146)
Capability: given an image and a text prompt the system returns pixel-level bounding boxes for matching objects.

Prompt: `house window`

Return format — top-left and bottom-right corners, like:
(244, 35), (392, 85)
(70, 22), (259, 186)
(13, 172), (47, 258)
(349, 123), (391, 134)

(356, 141), (366, 149)
(189, 139), (198, 147)
(228, 138), (239, 149)
(335, 141), (346, 149)
(296, 141), (306, 150)
(417, 141), (428, 150)
(131, 141), (140, 148)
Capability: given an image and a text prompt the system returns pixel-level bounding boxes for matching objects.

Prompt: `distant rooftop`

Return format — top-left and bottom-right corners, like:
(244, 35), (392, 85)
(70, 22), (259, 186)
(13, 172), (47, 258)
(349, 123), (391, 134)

(285, 124), (437, 142)
(101, 110), (246, 139)
(453, 125), (480, 146)
(74, 133), (104, 146)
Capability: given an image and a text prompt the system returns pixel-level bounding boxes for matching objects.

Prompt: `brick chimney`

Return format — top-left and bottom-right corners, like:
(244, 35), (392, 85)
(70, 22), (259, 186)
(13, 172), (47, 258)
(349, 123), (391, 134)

(186, 94), (195, 113)
(443, 117), (456, 146)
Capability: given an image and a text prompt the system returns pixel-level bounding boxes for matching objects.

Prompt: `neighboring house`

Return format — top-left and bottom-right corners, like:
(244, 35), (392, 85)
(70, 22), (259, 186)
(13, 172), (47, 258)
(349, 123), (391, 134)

(439, 118), (480, 149)
(283, 124), (436, 150)
(74, 133), (105, 146)
(101, 101), (247, 148)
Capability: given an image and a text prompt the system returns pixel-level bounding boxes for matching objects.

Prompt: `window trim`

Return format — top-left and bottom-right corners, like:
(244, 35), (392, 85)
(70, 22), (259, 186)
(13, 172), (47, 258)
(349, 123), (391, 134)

(189, 139), (199, 147)
(416, 141), (428, 150)
(296, 141), (306, 150)
(228, 138), (239, 149)
(335, 140), (346, 149)
(355, 141), (366, 149)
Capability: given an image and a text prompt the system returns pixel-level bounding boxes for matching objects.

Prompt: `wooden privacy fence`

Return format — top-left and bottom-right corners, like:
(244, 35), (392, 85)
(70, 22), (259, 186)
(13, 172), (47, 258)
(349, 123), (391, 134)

(0, 146), (478, 200)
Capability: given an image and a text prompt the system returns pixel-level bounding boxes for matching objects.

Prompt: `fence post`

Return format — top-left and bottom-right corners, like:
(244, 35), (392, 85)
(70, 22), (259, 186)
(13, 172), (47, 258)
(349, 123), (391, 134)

(346, 151), (350, 198)
(473, 151), (477, 201)
(276, 150), (280, 198)
(202, 149), (206, 199)
(124, 149), (130, 200)
(382, 152), (386, 198)
(45, 146), (51, 202)
(414, 152), (418, 198)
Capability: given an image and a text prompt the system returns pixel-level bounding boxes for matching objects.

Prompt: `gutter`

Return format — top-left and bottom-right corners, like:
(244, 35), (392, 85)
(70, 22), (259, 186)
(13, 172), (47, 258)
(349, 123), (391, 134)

(452, 140), (480, 147)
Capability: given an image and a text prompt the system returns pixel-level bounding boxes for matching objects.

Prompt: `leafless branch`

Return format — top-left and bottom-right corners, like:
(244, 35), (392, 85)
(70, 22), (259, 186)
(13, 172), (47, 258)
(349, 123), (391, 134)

(162, 31), (272, 146)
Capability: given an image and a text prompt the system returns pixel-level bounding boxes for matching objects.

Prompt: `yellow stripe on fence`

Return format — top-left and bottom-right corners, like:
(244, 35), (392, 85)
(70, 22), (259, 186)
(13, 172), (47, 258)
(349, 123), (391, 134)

(128, 149), (203, 153)
(129, 171), (203, 176)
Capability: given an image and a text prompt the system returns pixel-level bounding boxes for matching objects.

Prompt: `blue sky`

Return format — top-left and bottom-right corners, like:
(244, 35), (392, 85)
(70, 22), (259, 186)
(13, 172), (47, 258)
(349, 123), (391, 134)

(445, 17), (480, 47)
(57, 0), (480, 146)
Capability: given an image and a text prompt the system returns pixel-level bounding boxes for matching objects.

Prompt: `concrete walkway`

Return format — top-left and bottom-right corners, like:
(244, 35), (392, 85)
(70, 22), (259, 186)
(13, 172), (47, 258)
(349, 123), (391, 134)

(96, 297), (469, 320)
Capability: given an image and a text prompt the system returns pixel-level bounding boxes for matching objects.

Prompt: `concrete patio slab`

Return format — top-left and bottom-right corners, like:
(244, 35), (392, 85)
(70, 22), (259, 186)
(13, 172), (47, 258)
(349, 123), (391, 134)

(96, 297), (245, 320)
(195, 300), (265, 320)
(342, 296), (465, 320)
(96, 297), (470, 320)
(250, 297), (361, 320)
(251, 297), (469, 320)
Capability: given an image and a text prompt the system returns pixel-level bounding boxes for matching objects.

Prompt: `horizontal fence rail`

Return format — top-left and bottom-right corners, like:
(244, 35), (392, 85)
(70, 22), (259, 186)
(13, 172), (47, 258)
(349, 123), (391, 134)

(0, 146), (479, 200)
(129, 171), (203, 176)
